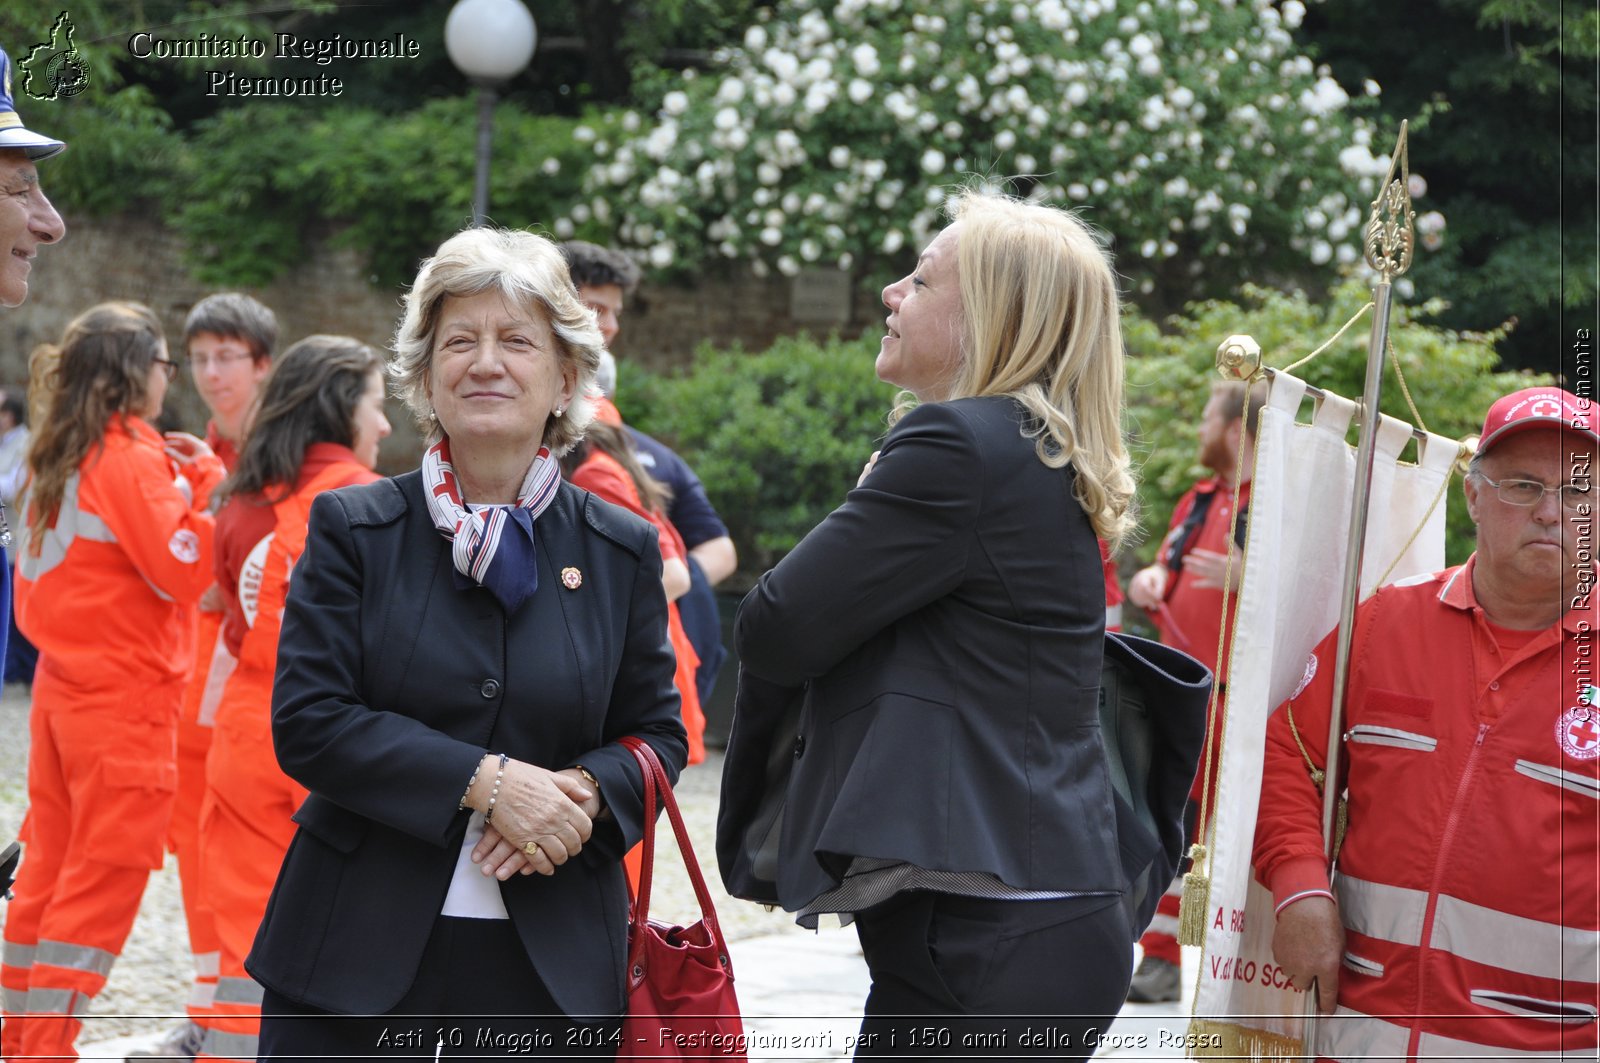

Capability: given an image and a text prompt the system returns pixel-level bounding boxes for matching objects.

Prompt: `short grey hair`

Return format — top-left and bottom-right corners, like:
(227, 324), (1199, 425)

(390, 228), (603, 454)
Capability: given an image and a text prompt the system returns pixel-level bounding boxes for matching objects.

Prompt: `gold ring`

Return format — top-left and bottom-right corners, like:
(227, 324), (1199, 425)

(524, 841), (541, 858)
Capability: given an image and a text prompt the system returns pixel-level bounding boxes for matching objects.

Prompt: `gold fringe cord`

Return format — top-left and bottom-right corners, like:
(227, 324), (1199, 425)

(1187, 1018), (1306, 1060)
(1178, 842), (1211, 946)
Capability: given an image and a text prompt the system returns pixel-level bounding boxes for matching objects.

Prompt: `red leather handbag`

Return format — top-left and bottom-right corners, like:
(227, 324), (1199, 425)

(617, 737), (745, 1060)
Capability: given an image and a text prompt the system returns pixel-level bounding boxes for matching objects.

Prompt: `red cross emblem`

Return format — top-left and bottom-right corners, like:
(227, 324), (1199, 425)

(1558, 707), (1600, 760)
(1528, 398), (1564, 419)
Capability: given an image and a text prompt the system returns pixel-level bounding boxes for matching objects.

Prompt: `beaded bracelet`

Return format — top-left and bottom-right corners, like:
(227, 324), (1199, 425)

(458, 754), (488, 811)
(484, 753), (510, 823)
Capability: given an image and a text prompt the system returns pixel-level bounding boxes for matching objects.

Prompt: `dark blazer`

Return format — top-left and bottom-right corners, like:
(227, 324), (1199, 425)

(245, 470), (687, 1020)
(731, 396), (1121, 911)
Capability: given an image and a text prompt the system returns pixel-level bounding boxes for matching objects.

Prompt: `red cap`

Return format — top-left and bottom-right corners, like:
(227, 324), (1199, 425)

(1477, 387), (1597, 456)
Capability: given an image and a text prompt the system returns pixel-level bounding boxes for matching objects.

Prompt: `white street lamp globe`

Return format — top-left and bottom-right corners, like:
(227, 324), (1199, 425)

(445, 0), (537, 82)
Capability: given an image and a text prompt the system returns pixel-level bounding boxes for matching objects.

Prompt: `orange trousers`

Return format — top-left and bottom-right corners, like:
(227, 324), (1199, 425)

(1, 672), (179, 1062)
(171, 607), (232, 1027)
(192, 667), (305, 1063)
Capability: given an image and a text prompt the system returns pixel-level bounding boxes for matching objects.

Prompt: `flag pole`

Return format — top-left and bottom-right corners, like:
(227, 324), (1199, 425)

(1304, 119), (1417, 1055)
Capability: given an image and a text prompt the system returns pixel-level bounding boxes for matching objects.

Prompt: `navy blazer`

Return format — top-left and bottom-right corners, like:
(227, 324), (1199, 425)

(733, 396), (1120, 911)
(245, 470), (687, 1020)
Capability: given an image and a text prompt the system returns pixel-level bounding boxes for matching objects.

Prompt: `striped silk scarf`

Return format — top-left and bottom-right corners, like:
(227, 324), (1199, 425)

(421, 438), (561, 614)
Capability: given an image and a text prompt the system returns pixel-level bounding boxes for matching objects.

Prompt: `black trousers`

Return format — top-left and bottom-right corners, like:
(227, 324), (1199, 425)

(852, 891), (1132, 1062)
(258, 916), (620, 1060)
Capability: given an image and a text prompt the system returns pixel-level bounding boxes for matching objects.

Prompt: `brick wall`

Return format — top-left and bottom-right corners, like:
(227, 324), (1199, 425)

(2, 213), (883, 471)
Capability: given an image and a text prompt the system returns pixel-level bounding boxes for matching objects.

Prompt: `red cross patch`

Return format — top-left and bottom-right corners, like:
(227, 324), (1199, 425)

(1558, 706), (1600, 761)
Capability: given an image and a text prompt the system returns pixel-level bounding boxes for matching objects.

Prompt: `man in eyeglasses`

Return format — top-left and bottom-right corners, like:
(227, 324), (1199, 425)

(0, 41), (65, 907)
(125, 293), (280, 1062)
(1254, 386), (1599, 1060)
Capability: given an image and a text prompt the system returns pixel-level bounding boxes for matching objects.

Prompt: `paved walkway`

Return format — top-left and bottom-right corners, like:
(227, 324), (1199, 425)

(81, 937), (1198, 1061)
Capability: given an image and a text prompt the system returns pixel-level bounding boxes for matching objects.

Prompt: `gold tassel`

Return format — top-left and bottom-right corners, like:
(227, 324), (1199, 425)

(1187, 1017), (1305, 1060)
(1177, 842), (1210, 946)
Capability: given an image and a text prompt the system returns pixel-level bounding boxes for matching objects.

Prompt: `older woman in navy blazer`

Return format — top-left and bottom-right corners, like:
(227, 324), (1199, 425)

(246, 228), (686, 1057)
(734, 191), (1139, 1057)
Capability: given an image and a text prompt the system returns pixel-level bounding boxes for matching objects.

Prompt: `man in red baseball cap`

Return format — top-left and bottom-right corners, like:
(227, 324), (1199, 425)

(1253, 385), (1598, 1060)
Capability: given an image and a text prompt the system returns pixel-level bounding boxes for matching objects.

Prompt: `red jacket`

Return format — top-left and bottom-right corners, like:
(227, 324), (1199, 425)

(1153, 476), (1250, 677)
(17, 416), (223, 703)
(1254, 558), (1599, 1060)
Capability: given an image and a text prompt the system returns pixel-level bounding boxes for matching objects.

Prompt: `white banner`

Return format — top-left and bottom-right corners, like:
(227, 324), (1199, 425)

(1189, 372), (1459, 1057)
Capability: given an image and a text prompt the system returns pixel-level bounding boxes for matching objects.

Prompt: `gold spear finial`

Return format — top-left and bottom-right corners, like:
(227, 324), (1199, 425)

(1363, 120), (1415, 282)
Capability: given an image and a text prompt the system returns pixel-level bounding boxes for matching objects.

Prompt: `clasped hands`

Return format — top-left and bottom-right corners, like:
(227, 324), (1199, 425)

(464, 756), (601, 880)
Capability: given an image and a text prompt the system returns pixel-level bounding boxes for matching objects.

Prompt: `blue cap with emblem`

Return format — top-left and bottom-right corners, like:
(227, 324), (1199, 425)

(0, 46), (65, 161)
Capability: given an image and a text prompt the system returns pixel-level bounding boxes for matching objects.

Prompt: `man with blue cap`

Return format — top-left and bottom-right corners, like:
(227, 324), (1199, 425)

(0, 45), (66, 309)
(0, 37), (65, 1063)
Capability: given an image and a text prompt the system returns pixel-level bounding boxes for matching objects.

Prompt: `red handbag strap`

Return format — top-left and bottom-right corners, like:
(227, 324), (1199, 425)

(619, 737), (730, 965)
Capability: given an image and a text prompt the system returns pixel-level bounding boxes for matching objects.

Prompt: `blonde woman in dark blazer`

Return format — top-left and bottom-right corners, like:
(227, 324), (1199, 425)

(734, 191), (1138, 1058)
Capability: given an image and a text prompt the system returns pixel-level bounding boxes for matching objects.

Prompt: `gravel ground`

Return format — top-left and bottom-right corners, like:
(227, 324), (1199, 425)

(0, 681), (798, 1045)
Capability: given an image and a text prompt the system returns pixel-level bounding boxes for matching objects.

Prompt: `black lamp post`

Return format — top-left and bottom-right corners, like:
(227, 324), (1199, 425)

(445, 0), (537, 227)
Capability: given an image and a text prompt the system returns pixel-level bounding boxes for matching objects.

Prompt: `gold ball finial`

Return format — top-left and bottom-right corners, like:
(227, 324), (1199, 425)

(1216, 334), (1262, 380)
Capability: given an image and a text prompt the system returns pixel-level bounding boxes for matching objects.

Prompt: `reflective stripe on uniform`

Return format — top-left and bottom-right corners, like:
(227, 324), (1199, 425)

(2, 941), (36, 969)
(1339, 874), (1598, 984)
(1336, 874), (1426, 947)
(1, 986), (27, 1012)
(212, 976), (263, 1006)
(187, 980), (216, 1009)
(1105, 603), (1123, 628)
(1432, 894), (1600, 984)
(16, 475), (116, 582)
(193, 950), (220, 979)
(1514, 759), (1600, 800)
(1314, 1006), (1410, 1062)
(1418, 1028), (1600, 1058)
(23, 986), (89, 1016)
(199, 1027), (259, 1060)
(37, 939), (116, 978)
(195, 635), (235, 728)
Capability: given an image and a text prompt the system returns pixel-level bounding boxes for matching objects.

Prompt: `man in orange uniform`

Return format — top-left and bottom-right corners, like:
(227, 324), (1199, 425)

(1255, 387), (1598, 1060)
(1124, 379), (1264, 1001)
(141, 294), (277, 1062)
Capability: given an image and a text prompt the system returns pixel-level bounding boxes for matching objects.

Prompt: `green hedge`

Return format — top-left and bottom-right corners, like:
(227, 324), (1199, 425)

(616, 333), (896, 582)
(619, 282), (1535, 587)
(1124, 279), (1546, 567)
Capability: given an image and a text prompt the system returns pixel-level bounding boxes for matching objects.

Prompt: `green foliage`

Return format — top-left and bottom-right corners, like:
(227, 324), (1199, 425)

(1302, 0), (1596, 374)
(615, 333), (896, 576)
(34, 86), (180, 214)
(569, 0), (1383, 300)
(1125, 279), (1547, 567)
(171, 100), (607, 288)
(613, 282), (1535, 585)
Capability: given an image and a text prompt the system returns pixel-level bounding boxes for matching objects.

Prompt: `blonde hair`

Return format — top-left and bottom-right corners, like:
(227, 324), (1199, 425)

(895, 190), (1136, 546)
(391, 228), (603, 455)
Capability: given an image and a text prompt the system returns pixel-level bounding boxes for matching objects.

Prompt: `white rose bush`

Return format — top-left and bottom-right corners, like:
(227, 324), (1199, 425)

(562, 0), (1395, 296)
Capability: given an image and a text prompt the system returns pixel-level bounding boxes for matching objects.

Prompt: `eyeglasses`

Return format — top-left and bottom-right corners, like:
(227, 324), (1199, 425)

(188, 349), (256, 371)
(152, 357), (179, 381)
(1474, 473), (1595, 510)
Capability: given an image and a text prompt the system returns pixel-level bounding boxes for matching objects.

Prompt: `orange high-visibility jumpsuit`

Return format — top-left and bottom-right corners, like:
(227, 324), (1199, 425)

(194, 456), (375, 1063)
(569, 447), (702, 893)
(169, 425), (240, 1031)
(2, 417), (223, 1062)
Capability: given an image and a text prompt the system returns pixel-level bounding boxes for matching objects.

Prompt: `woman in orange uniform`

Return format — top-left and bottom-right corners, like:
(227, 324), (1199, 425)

(193, 335), (389, 1063)
(2, 302), (225, 1063)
